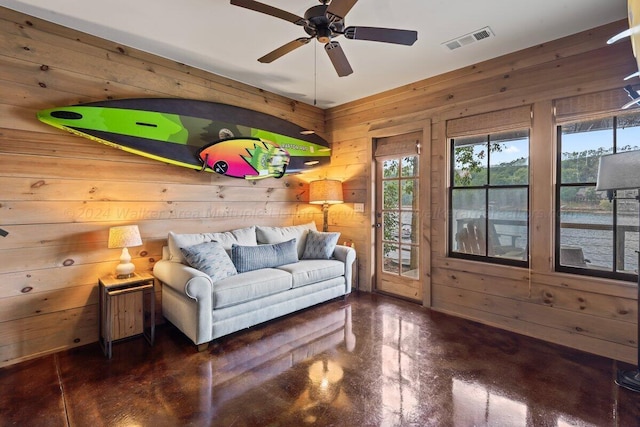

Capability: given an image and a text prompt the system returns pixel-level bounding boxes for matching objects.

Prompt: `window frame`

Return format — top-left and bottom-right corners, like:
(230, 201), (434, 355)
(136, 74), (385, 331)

(555, 114), (639, 282)
(448, 131), (530, 268)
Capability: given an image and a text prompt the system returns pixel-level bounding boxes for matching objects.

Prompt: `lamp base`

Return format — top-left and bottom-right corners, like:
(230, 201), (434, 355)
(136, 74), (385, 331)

(616, 369), (640, 392)
(114, 248), (135, 279)
(322, 203), (329, 232)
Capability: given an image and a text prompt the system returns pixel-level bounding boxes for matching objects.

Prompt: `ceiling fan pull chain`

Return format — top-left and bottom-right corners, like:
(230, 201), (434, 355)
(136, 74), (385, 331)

(314, 41), (317, 106)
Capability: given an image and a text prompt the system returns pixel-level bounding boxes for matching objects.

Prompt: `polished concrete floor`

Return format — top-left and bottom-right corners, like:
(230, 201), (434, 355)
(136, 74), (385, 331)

(1, 292), (639, 426)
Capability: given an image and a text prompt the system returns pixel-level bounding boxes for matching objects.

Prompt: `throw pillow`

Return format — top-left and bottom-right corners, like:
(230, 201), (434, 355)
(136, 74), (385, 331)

(168, 226), (257, 263)
(180, 241), (237, 282)
(302, 230), (340, 260)
(256, 222), (317, 258)
(231, 238), (298, 273)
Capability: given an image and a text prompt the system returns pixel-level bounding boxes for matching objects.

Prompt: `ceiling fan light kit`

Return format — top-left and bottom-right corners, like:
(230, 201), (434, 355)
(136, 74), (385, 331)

(231, 0), (418, 77)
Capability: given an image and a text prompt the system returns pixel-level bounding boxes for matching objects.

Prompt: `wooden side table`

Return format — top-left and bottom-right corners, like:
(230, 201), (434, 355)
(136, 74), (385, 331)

(99, 272), (155, 359)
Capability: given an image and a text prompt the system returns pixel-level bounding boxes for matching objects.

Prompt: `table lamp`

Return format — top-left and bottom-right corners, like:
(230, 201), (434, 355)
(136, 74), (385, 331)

(596, 149), (640, 393)
(309, 179), (343, 232)
(108, 225), (143, 279)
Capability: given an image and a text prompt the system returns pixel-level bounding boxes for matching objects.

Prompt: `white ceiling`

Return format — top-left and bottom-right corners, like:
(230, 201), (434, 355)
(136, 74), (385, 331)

(0, 0), (628, 109)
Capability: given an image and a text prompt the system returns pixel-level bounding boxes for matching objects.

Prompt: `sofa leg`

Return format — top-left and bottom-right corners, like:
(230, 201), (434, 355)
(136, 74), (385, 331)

(196, 343), (209, 352)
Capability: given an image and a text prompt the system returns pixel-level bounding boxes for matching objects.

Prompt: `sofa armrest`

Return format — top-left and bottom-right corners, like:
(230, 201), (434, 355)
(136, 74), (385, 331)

(153, 260), (213, 300)
(153, 260), (214, 345)
(333, 245), (356, 293)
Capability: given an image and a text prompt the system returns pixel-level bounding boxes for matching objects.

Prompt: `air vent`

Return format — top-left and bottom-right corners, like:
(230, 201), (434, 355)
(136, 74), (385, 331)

(442, 26), (494, 51)
(473, 29), (491, 40)
(445, 40), (462, 50)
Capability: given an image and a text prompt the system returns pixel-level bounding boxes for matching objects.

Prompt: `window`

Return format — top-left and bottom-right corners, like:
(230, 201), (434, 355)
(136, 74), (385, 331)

(449, 130), (530, 266)
(556, 113), (640, 281)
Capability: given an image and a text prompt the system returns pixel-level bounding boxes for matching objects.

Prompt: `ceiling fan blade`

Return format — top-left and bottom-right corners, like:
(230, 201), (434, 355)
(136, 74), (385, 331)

(344, 26), (418, 46)
(230, 0), (306, 25)
(258, 38), (311, 63)
(326, 0), (358, 21)
(324, 41), (353, 77)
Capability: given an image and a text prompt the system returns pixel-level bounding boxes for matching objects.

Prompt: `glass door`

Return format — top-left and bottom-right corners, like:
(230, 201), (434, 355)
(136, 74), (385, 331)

(375, 133), (422, 301)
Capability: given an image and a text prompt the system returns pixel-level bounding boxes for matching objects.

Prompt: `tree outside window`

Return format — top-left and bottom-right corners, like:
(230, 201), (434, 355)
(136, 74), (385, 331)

(449, 130), (529, 266)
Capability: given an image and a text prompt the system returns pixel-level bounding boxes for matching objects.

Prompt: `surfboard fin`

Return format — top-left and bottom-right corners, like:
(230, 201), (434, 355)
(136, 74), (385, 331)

(200, 153), (209, 172)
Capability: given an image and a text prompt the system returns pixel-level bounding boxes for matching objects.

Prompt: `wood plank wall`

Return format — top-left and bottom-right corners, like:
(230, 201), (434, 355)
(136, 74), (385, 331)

(0, 7), (332, 367)
(326, 19), (639, 364)
(1, 5), (637, 367)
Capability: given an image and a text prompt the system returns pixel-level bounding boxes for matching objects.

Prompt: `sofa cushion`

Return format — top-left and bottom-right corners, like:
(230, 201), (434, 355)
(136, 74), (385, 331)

(168, 226), (257, 263)
(212, 268), (292, 309)
(256, 222), (317, 258)
(231, 239), (298, 273)
(276, 259), (345, 288)
(302, 230), (340, 260)
(180, 241), (237, 282)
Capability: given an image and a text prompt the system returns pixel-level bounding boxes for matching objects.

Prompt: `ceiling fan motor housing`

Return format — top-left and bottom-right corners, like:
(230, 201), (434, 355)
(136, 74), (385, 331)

(304, 4), (344, 42)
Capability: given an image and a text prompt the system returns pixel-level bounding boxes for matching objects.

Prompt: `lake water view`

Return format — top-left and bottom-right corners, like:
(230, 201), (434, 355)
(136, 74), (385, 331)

(452, 209), (639, 272)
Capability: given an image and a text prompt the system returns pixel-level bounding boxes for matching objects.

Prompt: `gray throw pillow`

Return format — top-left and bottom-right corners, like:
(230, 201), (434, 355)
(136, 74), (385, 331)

(256, 222), (317, 258)
(180, 241), (237, 282)
(168, 226), (256, 263)
(231, 238), (298, 273)
(302, 230), (340, 260)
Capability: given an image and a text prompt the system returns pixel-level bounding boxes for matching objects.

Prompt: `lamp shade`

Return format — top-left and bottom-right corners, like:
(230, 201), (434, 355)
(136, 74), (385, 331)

(309, 180), (344, 205)
(108, 225), (142, 249)
(596, 150), (640, 191)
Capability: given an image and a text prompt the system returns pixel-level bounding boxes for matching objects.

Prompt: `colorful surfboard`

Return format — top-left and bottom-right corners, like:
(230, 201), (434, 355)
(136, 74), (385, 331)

(198, 138), (290, 179)
(36, 98), (330, 179)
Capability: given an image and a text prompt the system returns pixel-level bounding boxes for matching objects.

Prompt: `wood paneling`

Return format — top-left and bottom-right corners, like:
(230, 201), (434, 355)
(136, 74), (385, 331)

(1, 6), (638, 367)
(0, 7), (325, 367)
(326, 18), (639, 364)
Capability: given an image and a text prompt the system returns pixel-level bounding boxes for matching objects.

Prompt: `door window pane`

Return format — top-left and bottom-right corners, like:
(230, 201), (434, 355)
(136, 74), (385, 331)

(383, 243), (400, 274)
(383, 212), (399, 243)
(402, 212), (420, 245)
(383, 159), (399, 178)
(401, 156), (418, 177)
(401, 179), (418, 210)
(383, 181), (399, 209)
(401, 246), (419, 278)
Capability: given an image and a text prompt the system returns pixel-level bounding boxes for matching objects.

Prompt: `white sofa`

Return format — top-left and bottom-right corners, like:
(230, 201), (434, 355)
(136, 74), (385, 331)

(153, 223), (356, 349)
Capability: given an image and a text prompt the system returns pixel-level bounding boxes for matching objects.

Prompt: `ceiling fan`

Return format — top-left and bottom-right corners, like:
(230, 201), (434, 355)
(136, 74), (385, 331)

(230, 0), (418, 77)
